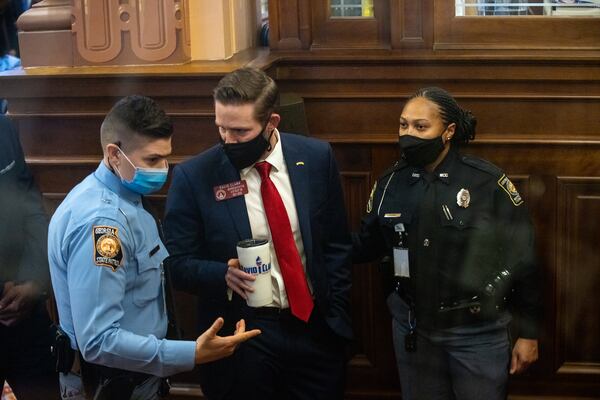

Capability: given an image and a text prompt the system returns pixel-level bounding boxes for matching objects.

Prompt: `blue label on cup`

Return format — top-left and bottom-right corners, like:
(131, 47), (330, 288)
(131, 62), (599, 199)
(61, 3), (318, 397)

(241, 256), (271, 275)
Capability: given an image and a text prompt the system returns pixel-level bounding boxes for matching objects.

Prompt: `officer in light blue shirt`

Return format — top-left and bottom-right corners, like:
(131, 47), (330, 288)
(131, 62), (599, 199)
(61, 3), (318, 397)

(48, 95), (260, 400)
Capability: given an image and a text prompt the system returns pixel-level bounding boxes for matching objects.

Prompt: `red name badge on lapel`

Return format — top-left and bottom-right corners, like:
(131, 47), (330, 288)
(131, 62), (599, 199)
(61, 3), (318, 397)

(213, 180), (249, 201)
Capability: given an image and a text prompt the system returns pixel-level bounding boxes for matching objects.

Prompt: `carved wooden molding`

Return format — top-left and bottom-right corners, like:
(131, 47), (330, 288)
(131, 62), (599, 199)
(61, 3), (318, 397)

(556, 177), (600, 378)
(268, 0), (310, 50)
(72, 0), (190, 65)
(15, 0), (73, 67)
(16, 0), (71, 32)
(390, 0), (433, 49)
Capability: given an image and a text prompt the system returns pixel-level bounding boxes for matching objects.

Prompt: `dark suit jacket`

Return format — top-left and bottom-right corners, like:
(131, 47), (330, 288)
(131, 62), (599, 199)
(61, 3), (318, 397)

(164, 132), (352, 340)
(0, 114), (49, 289)
(0, 115), (52, 353)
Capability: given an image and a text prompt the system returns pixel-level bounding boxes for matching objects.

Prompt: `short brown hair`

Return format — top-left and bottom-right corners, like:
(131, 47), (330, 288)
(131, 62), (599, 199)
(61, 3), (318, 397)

(100, 95), (172, 149)
(213, 67), (279, 124)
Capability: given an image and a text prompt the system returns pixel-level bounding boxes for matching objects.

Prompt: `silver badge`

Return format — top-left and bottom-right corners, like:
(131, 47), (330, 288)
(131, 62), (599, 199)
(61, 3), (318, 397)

(456, 188), (470, 208)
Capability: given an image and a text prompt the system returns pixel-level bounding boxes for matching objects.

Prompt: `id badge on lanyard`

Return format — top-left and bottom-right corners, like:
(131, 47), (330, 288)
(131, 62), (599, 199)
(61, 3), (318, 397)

(393, 223), (409, 278)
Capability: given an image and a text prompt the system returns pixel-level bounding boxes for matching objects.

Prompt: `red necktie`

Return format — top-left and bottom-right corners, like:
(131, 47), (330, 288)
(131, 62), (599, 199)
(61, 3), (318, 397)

(255, 161), (314, 322)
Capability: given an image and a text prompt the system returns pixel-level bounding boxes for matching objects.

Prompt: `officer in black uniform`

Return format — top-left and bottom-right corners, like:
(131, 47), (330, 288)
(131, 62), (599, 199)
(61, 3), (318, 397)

(353, 87), (542, 400)
(0, 114), (59, 398)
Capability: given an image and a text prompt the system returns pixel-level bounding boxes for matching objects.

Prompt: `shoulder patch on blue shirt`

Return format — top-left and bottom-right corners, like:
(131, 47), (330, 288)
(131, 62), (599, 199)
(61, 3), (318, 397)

(497, 175), (523, 206)
(93, 225), (123, 271)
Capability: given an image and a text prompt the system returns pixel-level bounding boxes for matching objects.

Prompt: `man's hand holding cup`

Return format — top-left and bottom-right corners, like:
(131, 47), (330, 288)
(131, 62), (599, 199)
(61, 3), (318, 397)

(225, 258), (255, 300)
(233, 239), (273, 307)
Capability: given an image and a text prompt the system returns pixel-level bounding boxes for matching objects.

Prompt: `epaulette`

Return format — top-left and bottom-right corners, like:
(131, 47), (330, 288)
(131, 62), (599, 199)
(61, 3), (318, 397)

(379, 159), (408, 180)
(462, 154), (524, 206)
(460, 154), (503, 178)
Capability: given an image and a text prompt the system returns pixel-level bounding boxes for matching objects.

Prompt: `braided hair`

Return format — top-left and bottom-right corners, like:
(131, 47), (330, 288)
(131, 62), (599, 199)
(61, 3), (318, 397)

(409, 87), (477, 146)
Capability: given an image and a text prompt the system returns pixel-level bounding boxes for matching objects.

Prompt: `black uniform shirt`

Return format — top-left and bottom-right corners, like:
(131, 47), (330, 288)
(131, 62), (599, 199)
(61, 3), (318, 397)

(354, 148), (541, 338)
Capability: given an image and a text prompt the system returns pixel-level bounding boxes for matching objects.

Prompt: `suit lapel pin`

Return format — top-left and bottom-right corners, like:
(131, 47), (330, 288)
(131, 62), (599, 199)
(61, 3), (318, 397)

(456, 188), (470, 208)
(296, 161), (305, 166)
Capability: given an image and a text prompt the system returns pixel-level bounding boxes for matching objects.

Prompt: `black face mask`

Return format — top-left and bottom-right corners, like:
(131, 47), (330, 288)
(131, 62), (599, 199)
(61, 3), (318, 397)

(221, 124), (272, 170)
(399, 134), (445, 168)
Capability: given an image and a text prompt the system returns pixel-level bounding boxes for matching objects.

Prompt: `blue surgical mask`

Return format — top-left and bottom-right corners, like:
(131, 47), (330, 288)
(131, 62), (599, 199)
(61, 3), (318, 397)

(116, 147), (169, 195)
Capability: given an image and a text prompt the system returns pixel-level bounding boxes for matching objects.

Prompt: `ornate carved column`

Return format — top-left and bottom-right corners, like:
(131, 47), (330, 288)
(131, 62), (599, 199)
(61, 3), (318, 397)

(17, 0), (191, 67)
(16, 0), (73, 67)
(71, 0), (190, 66)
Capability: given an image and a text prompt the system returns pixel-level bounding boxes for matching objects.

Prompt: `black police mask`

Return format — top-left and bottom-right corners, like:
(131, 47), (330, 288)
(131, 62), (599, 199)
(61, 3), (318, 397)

(221, 122), (273, 170)
(399, 133), (446, 168)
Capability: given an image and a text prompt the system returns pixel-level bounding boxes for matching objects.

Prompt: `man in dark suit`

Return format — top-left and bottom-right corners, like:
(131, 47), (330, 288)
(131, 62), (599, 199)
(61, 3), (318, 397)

(164, 67), (352, 400)
(0, 114), (58, 398)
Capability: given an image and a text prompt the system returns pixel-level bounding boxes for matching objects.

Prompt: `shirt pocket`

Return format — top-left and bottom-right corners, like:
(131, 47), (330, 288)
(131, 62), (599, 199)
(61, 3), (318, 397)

(133, 242), (168, 307)
(379, 211), (413, 247)
(439, 206), (488, 231)
(438, 206), (494, 274)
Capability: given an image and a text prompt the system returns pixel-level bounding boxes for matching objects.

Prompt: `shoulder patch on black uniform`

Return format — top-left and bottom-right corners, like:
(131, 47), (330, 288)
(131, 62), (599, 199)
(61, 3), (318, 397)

(93, 225), (123, 271)
(497, 174), (524, 206)
(367, 181), (377, 214)
(460, 155), (503, 178)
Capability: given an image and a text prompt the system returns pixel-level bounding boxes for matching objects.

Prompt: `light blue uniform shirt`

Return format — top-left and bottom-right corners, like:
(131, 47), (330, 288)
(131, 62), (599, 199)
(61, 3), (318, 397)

(0, 55), (21, 73)
(48, 162), (195, 377)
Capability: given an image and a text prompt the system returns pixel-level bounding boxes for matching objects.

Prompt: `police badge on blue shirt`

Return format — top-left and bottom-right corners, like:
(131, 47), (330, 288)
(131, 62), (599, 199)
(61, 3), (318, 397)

(93, 225), (123, 271)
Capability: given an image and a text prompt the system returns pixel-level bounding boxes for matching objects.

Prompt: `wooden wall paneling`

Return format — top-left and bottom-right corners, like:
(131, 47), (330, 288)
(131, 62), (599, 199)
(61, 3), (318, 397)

(342, 172), (377, 364)
(27, 163), (98, 196)
(310, 0), (390, 50)
(273, 59), (600, 94)
(299, 95), (600, 145)
(336, 144), (402, 397)
(303, 97), (402, 143)
(267, 0), (311, 50)
(556, 178), (600, 373)
(4, 94), (215, 116)
(1, 76), (219, 109)
(434, 0), (600, 50)
(390, 0), (433, 49)
(524, 172), (558, 378)
(11, 114), (219, 161)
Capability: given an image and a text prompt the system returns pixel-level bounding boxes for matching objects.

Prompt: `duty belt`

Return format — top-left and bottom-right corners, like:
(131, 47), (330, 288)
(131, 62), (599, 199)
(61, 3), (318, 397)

(436, 295), (506, 328)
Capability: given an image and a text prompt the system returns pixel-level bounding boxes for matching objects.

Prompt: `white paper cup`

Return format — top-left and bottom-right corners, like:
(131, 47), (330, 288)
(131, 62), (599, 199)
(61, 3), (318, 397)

(236, 239), (273, 307)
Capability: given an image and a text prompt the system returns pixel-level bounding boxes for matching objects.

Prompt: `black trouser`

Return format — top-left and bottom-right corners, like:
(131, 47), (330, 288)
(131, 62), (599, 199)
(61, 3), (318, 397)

(231, 307), (347, 400)
(0, 303), (59, 400)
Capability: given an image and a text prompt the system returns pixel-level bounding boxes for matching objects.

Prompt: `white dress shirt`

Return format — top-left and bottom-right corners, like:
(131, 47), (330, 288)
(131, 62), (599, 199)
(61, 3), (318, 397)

(240, 129), (312, 308)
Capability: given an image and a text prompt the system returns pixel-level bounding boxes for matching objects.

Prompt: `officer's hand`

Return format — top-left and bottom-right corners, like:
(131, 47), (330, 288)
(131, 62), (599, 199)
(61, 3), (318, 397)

(510, 338), (538, 374)
(225, 258), (255, 300)
(195, 317), (261, 364)
(0, 281), (42, 327)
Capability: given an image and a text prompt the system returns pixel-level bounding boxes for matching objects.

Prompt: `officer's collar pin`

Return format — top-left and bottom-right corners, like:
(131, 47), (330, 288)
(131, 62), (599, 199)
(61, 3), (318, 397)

(408, 169), (421, 185)
(437, 172), (450, 184)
